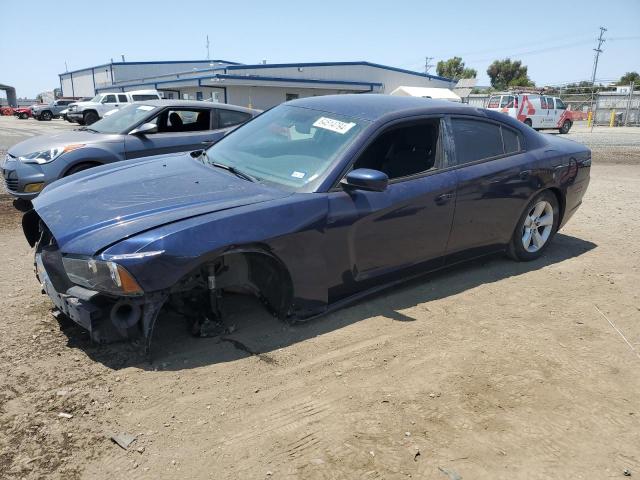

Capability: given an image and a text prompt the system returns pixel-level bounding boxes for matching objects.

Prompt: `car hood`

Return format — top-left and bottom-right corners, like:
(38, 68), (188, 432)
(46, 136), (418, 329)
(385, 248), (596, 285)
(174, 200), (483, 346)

(32, 153), (290, 255)
(8, 131), (122, 157)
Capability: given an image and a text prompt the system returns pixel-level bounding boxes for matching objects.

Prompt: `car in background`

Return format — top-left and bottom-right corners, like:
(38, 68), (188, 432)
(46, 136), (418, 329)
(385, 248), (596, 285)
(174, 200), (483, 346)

(33, 99), (77, 121)
(2, 100), (259, 201)
(66, 90), (162, 125)
(13, 106), (33, 119)
(1, 106), (16, 116)
(486, 93), (574, 134)
(21, 95), (591, 348)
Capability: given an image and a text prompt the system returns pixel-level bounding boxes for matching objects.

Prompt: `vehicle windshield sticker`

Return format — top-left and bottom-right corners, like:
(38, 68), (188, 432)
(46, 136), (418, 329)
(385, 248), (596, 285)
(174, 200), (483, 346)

(137, 105), (155, 111)
(312, 117), (356, 134)
(291, 171), (306, 179)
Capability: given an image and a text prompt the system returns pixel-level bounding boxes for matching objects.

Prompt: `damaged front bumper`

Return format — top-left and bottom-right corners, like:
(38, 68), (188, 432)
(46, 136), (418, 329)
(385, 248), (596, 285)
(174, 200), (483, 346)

(35, 252), (168, 351)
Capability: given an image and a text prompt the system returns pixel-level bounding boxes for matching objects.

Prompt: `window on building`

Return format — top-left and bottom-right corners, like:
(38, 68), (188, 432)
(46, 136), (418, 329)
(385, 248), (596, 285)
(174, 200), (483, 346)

(353, 119), (441, 180)
(218, 109), (252, 128)
(286, 93), (299, 101)
(196, 91), (203, 101)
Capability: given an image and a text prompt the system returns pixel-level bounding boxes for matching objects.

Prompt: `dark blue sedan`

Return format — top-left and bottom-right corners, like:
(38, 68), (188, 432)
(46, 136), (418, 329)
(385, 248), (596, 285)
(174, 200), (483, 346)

(23, 95), (591, 349)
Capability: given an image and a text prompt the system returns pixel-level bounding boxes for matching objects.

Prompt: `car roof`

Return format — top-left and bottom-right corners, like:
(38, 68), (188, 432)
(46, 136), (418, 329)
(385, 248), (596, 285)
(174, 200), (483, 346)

(286, 94), (474, 122)
(135, 99), (259, 114)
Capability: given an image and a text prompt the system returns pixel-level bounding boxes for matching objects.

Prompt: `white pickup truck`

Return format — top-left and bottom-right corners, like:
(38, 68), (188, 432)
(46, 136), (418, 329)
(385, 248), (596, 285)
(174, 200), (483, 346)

(66, 89), (161, 125)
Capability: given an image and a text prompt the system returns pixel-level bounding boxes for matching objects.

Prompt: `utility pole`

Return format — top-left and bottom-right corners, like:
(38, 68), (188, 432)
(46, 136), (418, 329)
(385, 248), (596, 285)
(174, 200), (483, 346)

(424, 57), (434, 75)
(206, 35), (210, 60)
(590, 26), (607, 86)
(589, 26), (606, 132)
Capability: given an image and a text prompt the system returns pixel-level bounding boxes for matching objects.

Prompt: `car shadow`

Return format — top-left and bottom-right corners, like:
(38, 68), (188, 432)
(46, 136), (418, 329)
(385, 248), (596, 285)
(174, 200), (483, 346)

(56, 233), (596, 370)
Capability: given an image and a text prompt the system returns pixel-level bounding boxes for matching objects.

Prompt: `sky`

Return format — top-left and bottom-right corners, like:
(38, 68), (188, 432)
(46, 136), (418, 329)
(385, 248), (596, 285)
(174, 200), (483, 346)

(1, 0), (639, 98)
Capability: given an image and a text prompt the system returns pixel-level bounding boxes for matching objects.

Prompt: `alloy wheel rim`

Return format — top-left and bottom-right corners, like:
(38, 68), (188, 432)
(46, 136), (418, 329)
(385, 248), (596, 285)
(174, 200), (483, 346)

(522, 200), (553, 253)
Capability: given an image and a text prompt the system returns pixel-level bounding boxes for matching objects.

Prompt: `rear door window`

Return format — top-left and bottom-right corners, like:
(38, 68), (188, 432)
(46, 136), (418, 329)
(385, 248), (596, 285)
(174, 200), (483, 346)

(217, 109), (252, 128)
(451, 118), (504, 164)
(118, 94), (128, 103)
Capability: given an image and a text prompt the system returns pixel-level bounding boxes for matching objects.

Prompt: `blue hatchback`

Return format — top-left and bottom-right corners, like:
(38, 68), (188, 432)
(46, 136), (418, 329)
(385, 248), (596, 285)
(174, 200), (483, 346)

(23, 94), (591, 350)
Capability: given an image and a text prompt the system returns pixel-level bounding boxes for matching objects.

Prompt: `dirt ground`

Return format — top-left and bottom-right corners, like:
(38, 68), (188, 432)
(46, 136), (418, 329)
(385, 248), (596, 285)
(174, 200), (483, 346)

(1, 117), (639, 479)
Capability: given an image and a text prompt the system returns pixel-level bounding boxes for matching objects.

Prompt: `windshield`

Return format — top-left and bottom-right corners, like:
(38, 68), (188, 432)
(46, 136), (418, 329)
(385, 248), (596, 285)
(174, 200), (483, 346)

(205, 105), (367, 191)
(89, 94), (103, 103)
(89, 103), (158, 134)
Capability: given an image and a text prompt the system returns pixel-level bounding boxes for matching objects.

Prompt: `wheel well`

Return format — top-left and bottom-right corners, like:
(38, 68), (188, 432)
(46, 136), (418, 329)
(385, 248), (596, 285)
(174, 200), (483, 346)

(63, 161), (101, 177)
(174, 250), (294, 319)
(83, 109), (97, 117)
(547, 187), (565, 225)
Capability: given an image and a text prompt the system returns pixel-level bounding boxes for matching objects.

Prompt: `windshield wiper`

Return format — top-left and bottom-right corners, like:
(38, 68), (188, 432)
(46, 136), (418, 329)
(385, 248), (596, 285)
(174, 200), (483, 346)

(77, 127), (98, 133)
(200, 151), (256, 183)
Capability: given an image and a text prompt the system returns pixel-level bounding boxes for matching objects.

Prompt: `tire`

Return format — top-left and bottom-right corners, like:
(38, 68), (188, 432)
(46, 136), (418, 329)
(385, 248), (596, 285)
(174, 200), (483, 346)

(41, 111), (53, 121)
(65, 162), (99, 177)
(19, 112), (28, 119)
(524, 118), (533, 128)
(559, 120), (572, 134)
(508, 190), (560, 261)
(83, 111), (99, 125)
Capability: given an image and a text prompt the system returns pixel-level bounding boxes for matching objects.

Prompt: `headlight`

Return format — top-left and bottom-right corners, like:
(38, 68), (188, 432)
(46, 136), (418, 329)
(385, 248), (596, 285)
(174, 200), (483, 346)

(19, 144), (84, 164)
(62, 257), (143, 296)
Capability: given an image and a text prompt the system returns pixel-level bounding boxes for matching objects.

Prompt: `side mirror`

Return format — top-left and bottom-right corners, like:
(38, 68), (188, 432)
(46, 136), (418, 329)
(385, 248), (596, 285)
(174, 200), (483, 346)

(129, 123), (158, 135)
(341, 168), (388, 192)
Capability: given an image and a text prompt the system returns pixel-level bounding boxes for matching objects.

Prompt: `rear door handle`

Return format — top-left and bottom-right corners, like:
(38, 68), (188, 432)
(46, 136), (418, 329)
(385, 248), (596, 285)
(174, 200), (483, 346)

(435, 192), (454, 205)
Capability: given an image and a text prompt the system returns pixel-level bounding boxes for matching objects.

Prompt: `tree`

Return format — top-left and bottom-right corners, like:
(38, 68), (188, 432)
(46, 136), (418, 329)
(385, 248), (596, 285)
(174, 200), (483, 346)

(486, 58), (534, 90)
(436, 56), (477, 80)
(618, 71), (640, 86)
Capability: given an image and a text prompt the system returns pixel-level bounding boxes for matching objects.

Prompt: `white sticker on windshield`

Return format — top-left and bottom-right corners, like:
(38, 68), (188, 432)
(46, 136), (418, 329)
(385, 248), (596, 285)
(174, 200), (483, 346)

(291, 171), (306, 179)
(312, 117), (356, 135)
(136, 105), (154, 111)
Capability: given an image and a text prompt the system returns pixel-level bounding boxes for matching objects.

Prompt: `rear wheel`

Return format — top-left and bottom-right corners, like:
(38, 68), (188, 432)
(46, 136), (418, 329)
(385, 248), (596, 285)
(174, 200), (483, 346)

(41, 110), (53, 121)
(83, 111), (99, 125)
(559, 120), (572, 134)
(508, 191), (559, 261)
(524, 118), (533, 128)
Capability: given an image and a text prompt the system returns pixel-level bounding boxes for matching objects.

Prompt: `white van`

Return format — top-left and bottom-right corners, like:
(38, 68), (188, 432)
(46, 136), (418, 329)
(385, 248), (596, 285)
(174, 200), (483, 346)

(66, 89), (162, 126)
(486, 93), (573, 134)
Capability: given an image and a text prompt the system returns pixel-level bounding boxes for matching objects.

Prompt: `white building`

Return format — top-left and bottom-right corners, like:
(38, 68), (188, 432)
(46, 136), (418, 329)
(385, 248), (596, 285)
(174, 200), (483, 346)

(59, 59), (453, 110)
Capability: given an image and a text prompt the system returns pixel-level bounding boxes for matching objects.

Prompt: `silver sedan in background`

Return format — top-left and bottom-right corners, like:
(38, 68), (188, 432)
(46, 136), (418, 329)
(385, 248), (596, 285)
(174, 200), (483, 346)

(1, 100), (260, 203)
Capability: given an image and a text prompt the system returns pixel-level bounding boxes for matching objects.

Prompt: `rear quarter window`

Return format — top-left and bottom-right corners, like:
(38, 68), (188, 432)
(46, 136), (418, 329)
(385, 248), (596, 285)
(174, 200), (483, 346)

(502, 127), (522, 154)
